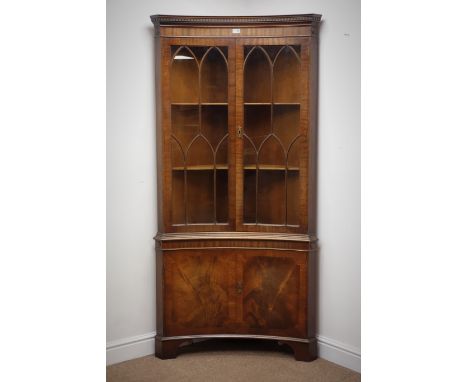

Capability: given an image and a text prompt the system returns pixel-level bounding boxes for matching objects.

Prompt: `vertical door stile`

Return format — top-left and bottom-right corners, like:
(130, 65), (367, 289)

(234, 39), (244, 231)
(228, 40), (237, 230)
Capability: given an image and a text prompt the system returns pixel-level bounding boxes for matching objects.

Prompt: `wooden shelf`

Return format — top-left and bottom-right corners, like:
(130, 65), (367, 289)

(172, 102), (228, 106)
(273, 102), (301, 106)
(243, 165), (299, 171)
(172, 165), (228, 171)
(244, 102), (301, 106)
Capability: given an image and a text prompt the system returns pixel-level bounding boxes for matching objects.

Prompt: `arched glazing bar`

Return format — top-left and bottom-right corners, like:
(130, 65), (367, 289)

(170, 46), (200, 104)
(272, 45), (301, 103)
(200, 47), (228, 104)
(242, 44), (302, 226)
(170, 44), (229, 225)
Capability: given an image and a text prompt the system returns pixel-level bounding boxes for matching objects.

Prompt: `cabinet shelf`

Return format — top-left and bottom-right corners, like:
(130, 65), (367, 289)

(274, 102), (301, 106)
(243, 165), (299, 171)
(172, 102), (228, 106)
(244, 102), (301, 106)
(172, 165), (228, 171)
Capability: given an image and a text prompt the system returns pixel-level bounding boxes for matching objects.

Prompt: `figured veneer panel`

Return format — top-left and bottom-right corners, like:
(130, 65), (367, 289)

(273, 46), (301, 103)
(200, 47), (228, 103)
(164, 251), (234, 335)
(257, 170), (286, 224)
(187, 170), (214, 223)
(244, 47), (271, 103)
(241, 253), (304, 336)
(170, 47), (199, 103)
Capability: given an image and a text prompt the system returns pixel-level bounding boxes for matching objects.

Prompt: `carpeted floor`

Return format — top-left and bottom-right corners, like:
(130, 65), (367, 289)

(107, 339), (360, 382)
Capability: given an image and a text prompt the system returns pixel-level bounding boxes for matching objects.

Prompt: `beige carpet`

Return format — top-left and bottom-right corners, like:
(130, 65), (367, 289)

(107, 339), (360, 382)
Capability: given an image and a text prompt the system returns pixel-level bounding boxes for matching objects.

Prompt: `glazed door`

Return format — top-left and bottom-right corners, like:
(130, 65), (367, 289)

(162, 39), (236, 232)
(163, 249), (237, 336)
(237, 250), (308, 338)
(235, 38), (311, 233)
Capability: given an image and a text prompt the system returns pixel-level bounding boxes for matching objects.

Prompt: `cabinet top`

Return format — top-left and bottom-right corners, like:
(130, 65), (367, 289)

(150, 14), (322, 27)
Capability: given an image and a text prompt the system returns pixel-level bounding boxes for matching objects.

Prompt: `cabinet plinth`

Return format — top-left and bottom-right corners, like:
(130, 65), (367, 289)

(151, 13), (321, 361)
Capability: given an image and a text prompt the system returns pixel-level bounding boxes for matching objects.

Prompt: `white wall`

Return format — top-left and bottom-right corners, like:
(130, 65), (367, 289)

(107, 0), (360, 371)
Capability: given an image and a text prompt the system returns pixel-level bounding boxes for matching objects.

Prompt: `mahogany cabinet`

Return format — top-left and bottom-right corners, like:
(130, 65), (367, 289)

(150, 14), (321, 361)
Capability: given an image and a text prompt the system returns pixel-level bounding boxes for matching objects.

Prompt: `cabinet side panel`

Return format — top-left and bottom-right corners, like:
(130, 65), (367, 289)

(308, 34), (319, 236)
(156, 244), (164, 336)
(308, 244), (318, 338)
(155, 35), (164, 231)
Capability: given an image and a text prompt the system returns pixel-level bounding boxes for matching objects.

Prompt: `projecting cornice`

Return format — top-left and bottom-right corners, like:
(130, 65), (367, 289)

(150, 14), (322, 27)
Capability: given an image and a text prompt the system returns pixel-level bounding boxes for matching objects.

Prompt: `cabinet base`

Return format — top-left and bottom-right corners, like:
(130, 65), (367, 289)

(155, 335), (317, 362)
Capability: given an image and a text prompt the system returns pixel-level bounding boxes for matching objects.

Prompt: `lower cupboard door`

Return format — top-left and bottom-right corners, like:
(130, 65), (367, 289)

(163, 249), (237, 336)
(239, 250), (308, 338)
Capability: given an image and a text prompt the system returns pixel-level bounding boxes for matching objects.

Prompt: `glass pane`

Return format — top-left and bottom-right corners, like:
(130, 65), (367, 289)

(171, 138), (184, 169)
(171, 47), (199, 103)
(244, 105), (270, 149)
(172, 105), (198, 149)
(257, 170), (286, 224)
(216, 169), (228, 223)
(243, 137), (256, 223)
(215, 135), (228, 168)
(186, 136), (214, 168)
(171, 138), (185, 223)
(273, 105), (300, 150)
(244, 46), (271, 103)
(201, 48), (228, 103)
(286, 136), (305, 225)
(242, 45), (302, 226)
(202, 105), (228, 150)
(170, 45), (229, 226)
(243, 169), (256, 223)
(216, 137), (228, 223)
(287, 171), (300, 225)
(172, 171), (185, 224)
(187, 170), (214, 223)
(258, 135), (285, 169)
(273, 46), (301, 103)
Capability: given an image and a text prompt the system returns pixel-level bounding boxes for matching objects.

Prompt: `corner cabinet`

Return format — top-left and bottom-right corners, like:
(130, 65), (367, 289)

(151, 14), (321, 361)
